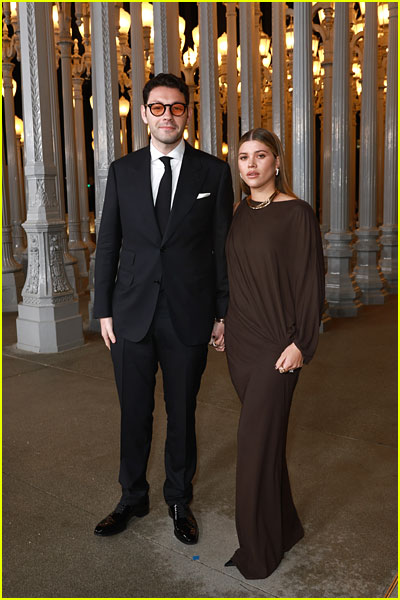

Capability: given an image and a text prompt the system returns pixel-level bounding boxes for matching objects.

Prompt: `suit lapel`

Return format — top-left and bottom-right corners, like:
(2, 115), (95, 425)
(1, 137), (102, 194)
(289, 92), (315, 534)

(162, 143), (206, 243)
(127, 146), (161, 242)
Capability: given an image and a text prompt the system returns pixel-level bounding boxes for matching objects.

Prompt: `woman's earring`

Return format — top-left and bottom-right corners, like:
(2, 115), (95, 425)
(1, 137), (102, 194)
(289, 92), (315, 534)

(275, 167), (280, 177)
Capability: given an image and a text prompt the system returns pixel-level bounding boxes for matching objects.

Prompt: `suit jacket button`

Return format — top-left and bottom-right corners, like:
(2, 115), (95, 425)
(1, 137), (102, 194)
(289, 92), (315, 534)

(154, 280), (160, 285)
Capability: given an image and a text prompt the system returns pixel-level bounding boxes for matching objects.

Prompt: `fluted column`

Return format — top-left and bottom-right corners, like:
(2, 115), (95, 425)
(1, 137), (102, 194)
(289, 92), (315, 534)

(239, 3), (256, 135)
(89, 2), (121, 329)
(349, 83), (358, 230)
(325, 3), (359, 318)
(226, 2), (240, 200)
(16, 2), (83, 352)
(318, 6), (334, 240)
(15, 128), (27, 233)
(153, 3), (180, 76)
(3, 154), (24, 312)
(272, 2), (286, 148)
(2, 27), (26, 260)
(253, 4), (262, 128)
(58, 5), (89, 290)
(130, 3), (148, 150)
(285, 34), (293, 182)
(72, 74), (95, 254)
(198, 3), (222, 157)
(14, 129), (28, 279)
(380, 3), (398, 293)
(292, 3), (314, 206)
(376, 42), (386, 226)
(354, 3), (385, 304)
(48, 13), (79, 296)
(182, 64), (197, 146)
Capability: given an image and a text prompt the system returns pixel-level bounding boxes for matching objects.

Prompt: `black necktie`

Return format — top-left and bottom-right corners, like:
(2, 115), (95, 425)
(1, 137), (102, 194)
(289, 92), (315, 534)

(155, 156), (172, 236)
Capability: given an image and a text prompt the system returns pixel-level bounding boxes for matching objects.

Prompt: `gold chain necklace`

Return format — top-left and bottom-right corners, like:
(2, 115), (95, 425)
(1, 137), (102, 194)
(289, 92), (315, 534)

(246, 189), (279, 210)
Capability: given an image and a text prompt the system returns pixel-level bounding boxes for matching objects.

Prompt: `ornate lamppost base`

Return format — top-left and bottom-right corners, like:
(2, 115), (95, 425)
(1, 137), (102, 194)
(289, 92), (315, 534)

(16, 301), (84, 353)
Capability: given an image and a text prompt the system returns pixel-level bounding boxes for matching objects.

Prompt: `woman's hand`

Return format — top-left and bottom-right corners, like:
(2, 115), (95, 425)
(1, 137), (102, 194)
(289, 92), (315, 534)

(275, 342), (303, 373)
(210, 321), (225, 352)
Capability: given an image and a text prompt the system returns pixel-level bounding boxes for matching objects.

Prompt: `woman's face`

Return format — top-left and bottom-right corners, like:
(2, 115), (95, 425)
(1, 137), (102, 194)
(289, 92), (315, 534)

(238, 140), (279, 191)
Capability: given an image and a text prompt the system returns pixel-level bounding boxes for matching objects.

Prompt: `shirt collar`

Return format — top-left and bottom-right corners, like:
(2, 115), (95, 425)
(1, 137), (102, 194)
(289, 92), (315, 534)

(150, 138), (185, 163)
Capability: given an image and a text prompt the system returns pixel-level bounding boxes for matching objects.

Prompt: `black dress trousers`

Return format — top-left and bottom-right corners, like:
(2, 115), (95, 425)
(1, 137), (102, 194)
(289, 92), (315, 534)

(111, 291), (208, 506)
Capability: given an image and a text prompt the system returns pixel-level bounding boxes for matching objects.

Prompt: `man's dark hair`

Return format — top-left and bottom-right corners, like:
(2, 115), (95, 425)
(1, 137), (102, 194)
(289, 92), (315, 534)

(142, 73), (189, 106)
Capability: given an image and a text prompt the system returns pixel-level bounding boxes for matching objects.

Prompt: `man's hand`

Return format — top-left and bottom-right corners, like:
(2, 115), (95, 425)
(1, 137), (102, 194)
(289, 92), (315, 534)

(100, 317), (116, 350)
(209, 321), (225, 352)
(275, 342), (303, 373)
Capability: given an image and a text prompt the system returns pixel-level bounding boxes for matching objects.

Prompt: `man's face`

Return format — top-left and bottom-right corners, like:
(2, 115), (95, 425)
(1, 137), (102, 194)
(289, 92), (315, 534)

(141, 86), (190, 150)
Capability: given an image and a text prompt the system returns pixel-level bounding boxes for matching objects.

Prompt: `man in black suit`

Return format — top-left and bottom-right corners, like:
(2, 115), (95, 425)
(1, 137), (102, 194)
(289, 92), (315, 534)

(93, 73), (233, 544)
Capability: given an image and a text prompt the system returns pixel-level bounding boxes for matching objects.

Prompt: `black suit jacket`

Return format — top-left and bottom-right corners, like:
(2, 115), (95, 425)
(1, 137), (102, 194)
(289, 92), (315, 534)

(93, 142), (234, 345)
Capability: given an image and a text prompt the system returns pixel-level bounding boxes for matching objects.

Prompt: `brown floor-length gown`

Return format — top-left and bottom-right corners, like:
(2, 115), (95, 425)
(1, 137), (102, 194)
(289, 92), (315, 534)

(225, 198), (325, 580)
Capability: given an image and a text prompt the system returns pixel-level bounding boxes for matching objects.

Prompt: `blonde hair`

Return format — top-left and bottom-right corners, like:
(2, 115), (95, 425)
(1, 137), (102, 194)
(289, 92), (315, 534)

(238, 128), (298, 199)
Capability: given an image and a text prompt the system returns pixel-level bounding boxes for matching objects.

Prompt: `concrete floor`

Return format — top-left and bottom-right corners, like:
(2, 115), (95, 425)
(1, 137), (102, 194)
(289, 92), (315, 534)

(2, 294), (397, 598)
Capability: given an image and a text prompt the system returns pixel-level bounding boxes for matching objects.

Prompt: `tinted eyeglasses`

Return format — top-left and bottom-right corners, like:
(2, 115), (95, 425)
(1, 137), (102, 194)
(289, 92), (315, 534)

(146, 102), (187, 117)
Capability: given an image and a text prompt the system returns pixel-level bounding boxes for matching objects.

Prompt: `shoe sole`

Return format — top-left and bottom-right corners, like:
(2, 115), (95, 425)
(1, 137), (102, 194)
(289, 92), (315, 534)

(94, 506), (150, 537)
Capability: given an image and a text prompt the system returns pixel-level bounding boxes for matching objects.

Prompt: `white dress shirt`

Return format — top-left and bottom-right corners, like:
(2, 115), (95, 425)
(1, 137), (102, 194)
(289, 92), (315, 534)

(150, 138), (186, 208)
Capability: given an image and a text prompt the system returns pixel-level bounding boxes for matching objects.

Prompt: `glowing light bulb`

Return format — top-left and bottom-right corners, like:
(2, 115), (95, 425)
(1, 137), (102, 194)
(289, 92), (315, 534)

(142, 3), (153, 28)
(119, 8), (131, 34)
(119, 96), (130, 117)
(192, 25), (199, 48)
(218, 33), (228, 57)
(15, 115), (23, 137)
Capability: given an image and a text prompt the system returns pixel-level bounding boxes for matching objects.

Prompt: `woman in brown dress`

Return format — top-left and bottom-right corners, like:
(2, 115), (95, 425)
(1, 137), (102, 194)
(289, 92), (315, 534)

(223, 128), (325, 579)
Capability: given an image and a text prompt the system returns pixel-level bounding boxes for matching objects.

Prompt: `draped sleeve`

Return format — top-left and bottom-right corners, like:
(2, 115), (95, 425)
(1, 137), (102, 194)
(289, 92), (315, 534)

(290, 202), (325, 364)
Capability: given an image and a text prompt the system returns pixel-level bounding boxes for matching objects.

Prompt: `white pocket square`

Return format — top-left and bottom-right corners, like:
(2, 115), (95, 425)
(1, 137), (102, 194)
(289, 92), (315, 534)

(197, 192), (211, 199)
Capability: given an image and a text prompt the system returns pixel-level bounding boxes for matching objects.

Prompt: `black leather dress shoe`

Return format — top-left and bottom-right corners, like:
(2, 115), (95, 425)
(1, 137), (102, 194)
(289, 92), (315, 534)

(224, 559), (235, 567)
(168, 503), (199, 545)
(94, 499), (149, 536)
